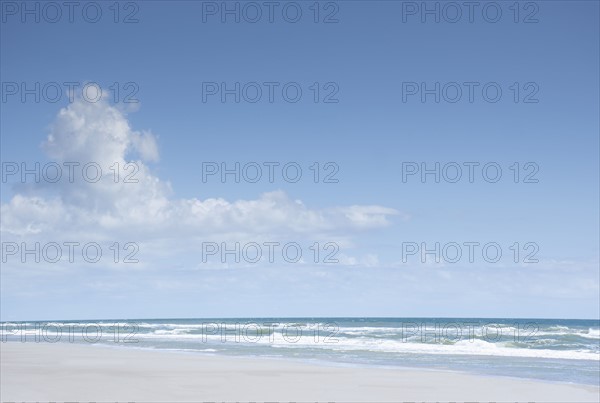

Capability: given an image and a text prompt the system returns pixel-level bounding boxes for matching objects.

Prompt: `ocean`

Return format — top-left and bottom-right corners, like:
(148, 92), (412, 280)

(2, 317), (599, 386)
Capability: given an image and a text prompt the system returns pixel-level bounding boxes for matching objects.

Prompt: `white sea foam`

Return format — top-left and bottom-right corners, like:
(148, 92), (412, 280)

(268, 335), (599, 361)
(3, 321), (598, 363)
(581, 328), (600, 339)
(124, 331), (600, 361)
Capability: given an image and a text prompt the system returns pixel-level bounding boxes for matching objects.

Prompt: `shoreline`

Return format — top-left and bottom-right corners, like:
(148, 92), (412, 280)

(2, 341), (599, 402)
(5, 336), (599, 387)
(82, 341), (600, 387)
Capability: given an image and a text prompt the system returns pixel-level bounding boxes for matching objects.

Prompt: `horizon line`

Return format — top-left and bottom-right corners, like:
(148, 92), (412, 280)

(2, 315), (599, 323)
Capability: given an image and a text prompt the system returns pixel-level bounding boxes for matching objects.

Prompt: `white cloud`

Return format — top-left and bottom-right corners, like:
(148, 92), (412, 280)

(336, 253), (380, 267)
(130, 131), (160, 162)
(42, 97), (158, 167)
(338, 205), (406, 229)
(1, 97), (400, 254)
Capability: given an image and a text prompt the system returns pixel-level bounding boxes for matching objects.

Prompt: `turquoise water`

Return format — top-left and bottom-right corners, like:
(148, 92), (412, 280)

(2, 317), (599, 386)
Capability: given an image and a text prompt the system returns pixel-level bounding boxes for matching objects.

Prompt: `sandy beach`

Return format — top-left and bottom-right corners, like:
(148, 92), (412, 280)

(1, 342), (598, 402)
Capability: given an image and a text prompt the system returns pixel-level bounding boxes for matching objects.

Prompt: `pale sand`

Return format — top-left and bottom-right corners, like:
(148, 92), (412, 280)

(1, 342), (599, 402)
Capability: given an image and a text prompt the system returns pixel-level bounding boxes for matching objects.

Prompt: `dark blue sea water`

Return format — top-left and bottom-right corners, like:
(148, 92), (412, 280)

(2, 317), (599, 386)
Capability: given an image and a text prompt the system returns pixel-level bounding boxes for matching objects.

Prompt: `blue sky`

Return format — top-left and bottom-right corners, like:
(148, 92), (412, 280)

(1, 0), (598, 320)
